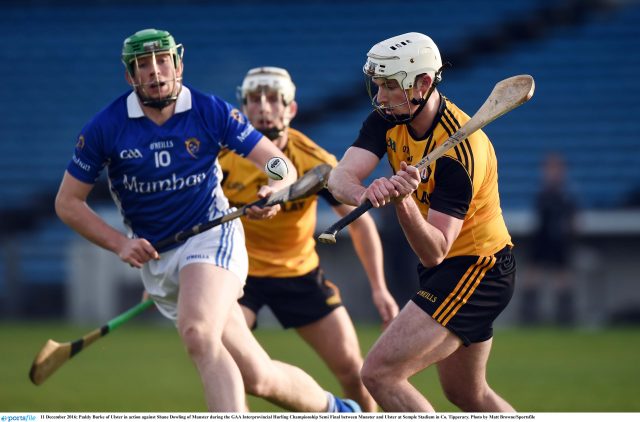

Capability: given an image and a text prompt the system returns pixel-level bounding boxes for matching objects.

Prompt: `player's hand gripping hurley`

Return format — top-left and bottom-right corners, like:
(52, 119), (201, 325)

(28, 164), (333, 385)
(317, 74), (535, 245)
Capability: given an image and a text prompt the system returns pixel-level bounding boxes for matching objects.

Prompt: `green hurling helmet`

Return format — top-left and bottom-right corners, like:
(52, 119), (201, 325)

(121, 28), (183, 76)
(121, 28), (184, 109)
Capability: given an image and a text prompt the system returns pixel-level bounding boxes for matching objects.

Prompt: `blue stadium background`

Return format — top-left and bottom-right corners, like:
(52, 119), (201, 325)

(1, 0), (639, 317)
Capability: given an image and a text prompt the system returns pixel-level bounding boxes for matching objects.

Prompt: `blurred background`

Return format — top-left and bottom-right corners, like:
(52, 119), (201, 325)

(1, 0), (640, 412)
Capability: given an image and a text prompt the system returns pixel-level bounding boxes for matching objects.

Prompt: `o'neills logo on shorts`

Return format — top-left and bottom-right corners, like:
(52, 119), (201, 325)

(417, 290), (437, 303)
(186, 254), (210, 261)
(122, 172), (206, 193)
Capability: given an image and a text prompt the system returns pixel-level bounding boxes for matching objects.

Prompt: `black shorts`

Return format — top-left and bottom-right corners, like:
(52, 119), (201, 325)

(238, 267), (343, 329)
(411, 246), (516, 346)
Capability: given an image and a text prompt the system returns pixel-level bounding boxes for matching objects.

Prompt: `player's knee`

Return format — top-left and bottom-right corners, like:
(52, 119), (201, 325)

(244, 378), (272, 398)
(360, 356), (391, 396)
(331, 354), (363, 383)
(178, 321), (220, 359)
(242, 366), (275, 398)
(441, 384), (485, 411)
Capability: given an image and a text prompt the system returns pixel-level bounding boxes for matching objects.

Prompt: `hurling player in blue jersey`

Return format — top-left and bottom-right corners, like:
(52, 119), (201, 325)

(54, 28), (360, 413)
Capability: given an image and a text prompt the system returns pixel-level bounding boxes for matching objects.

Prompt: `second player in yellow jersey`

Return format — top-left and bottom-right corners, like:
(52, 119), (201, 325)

(220, 67), (399, 412)
(220, 128), (337, 277)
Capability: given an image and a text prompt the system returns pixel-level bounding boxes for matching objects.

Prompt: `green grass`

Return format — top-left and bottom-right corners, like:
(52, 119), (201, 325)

(1, 322), (639, 412)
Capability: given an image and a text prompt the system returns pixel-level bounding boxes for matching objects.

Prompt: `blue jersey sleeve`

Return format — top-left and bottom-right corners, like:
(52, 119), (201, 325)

(210, 97), (262, 157)
(66, 117), (108, 184)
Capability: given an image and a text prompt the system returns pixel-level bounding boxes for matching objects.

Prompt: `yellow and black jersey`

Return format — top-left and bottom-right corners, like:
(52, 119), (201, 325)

(353, 94), (512, 257)
(219, 128), (339, 277)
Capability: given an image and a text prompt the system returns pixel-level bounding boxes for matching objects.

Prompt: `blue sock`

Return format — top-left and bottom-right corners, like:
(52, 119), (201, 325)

(326, 392), (338, 412)
(325, 392), (362, 412)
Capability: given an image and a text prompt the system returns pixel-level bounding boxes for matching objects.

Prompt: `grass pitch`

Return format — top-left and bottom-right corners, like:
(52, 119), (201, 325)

(1, 321), (639, 412)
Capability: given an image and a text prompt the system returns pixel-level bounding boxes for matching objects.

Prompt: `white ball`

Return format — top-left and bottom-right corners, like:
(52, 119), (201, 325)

(264, 157), (289, 180)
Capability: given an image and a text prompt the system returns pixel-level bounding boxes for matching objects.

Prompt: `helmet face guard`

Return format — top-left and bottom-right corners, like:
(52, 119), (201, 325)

(365, 70), (416, 124)
(363, 32), (443, 124)
(122, 29), (184, 109)
(238, 67), (296, 140)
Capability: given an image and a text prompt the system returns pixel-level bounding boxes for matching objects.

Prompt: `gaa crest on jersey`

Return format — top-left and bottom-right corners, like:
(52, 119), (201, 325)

(76, 134), (85, 150)
(185, 137), (201, 159)
(230, 108), (244, 124)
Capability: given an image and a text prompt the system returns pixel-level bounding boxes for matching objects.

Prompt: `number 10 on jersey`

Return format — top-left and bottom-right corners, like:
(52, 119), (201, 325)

(154, 151), (171, 167)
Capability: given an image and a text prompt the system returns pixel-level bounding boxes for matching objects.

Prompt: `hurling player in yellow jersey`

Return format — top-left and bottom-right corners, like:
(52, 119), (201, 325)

(219, 67), (399, 412)
(328, 33), (516, 412)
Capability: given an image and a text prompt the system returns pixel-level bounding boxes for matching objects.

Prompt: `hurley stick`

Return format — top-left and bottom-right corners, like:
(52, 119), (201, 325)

(318, 74), (535, 244)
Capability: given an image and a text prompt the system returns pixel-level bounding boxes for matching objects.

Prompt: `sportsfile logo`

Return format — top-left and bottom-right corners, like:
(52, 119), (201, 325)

(1, 416), (36, 422)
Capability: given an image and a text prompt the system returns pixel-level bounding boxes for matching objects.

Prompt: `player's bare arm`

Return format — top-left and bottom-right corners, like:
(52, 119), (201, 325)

(328, 146), (380, 206)
(55, 171), (159, 268)
(395, 199), (463, 267)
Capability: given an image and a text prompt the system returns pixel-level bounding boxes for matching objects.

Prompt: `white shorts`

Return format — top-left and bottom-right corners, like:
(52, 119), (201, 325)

(141, 219), (248, 321)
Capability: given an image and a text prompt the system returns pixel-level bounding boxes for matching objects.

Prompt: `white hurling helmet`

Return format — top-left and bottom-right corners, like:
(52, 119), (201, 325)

(363, 32), (442, 89)
(238, 66), (296, 140)
(363, 33), (443, 123)
(238, 66), (296, 105)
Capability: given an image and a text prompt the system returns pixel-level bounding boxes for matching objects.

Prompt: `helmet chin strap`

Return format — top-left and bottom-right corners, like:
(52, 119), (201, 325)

(138, 82), (182, 110)
(263, 118), (292, 141)
(405, 62), (450, 123)
(262, 126), (285, 140)
(261, 105), (292, 141)
(142, 97), (177, 110)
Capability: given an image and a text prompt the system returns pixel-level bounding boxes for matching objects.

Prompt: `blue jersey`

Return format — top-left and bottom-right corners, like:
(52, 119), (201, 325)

(66, 86), (262, 251)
